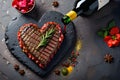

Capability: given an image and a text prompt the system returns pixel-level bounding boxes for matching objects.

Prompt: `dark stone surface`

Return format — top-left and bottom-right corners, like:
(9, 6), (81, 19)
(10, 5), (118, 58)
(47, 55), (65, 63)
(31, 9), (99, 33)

(5, 11), (76, 77)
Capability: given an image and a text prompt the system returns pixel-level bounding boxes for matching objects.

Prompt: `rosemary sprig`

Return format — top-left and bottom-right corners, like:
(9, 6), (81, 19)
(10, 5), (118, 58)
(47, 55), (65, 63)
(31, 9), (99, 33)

(37, 28), (55, 49)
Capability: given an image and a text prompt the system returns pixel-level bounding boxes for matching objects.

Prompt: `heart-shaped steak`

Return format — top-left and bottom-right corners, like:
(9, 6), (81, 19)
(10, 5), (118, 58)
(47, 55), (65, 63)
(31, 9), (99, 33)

(17, 22), (64, 68)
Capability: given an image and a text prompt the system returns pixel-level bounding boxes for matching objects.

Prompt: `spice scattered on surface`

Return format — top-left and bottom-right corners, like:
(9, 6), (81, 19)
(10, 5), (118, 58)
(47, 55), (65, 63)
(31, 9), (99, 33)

(19, 70), (25, 75)
(52, 1), (59, 7)
(62, 62), (70, 67)
(75, 39), (82, 51)
(104, 54), (113, 63)
(61, 67), (69, 76)
(67, 66), (73, 74)
(14, 64), (19, 71)
(54, 39), (81, 76)
(54, 69), (60, 75)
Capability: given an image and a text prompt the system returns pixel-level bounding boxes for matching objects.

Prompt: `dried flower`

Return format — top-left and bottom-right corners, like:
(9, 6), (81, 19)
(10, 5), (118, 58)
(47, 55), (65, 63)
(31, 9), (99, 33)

(104, 54), (113, 63)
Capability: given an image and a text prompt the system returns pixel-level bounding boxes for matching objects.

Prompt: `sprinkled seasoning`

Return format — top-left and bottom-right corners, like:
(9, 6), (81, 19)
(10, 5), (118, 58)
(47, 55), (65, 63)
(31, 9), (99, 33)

(54, 39), (82, 76)
(14, 64), (19, 71)
(75, 39), (82, 51)
(67, 66), (73, 74)
(52, 1), (59, 7)
(54, 69), (60, 75)
(62, 62), (70, 67)
(19, 70), (25, 75)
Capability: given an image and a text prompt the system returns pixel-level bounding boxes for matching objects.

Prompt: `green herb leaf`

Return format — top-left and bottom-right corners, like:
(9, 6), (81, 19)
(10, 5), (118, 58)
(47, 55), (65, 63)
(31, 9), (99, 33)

(104, 30), (109, 37)
(97, 30), (105, 38)
(107, 20), (115, 30)
(48, 28), (55, 35)
(37, 28), (55, 49)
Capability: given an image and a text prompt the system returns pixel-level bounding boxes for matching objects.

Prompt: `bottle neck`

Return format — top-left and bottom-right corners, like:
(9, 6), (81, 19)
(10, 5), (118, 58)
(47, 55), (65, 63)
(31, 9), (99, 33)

(62, 10), (83, 25)
(66, 10), (77, 21)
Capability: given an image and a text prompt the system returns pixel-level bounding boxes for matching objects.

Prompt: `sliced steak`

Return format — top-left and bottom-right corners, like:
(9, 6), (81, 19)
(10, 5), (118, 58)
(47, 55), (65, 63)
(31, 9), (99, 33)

(17, 22), (64, 68)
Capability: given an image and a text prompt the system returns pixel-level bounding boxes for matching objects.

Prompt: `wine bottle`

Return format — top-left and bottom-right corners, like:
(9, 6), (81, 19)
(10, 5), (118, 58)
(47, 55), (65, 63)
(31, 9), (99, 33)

(62, 0), (110, 25)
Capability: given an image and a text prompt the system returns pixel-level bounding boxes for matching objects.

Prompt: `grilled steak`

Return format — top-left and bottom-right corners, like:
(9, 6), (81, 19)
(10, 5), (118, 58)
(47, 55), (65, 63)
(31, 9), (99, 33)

(17, 22), (64, 68)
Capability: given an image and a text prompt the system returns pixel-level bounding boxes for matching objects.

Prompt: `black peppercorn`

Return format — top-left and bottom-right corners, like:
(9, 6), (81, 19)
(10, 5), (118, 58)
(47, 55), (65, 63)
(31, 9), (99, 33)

(19, 70), (25, 75)
(52, 1), (59, 7)
(14, 64), (19, 71)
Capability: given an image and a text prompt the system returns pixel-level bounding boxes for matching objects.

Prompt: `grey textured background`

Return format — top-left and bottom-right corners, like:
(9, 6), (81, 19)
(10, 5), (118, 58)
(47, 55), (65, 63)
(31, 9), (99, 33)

(0, 0), (120, 80)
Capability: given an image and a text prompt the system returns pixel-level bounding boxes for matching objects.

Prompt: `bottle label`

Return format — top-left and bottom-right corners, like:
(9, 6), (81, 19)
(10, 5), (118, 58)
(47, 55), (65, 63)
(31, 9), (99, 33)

(98, 0), (110, 10)
(66, 10), (77, 20)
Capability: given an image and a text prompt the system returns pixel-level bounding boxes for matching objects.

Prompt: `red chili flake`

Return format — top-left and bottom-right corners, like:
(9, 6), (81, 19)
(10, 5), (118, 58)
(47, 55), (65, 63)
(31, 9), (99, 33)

(71, 64), (75, 67)
(109, 27), (119, 35)
(71, 58), (77, 62)
(75, 51), (79, 56)
(63, 25), (67, 33)
(71, 51), (75, 54)
(72, 54), (77, 58)
(62, 62), (70, 67)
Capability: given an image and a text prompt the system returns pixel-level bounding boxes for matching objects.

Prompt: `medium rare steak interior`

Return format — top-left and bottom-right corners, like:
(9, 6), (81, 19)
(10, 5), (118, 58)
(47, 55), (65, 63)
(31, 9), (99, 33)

(17, 22), (64, 68)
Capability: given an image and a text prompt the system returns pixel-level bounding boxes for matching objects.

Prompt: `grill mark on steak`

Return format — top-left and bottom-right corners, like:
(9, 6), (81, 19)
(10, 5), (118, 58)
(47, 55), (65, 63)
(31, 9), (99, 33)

(48, 43), (56, 49)
(39, 53), (49, 62)
(42, 51), (51, 57)
(44, 48), (53, 54)
(38, 56), (48, 65)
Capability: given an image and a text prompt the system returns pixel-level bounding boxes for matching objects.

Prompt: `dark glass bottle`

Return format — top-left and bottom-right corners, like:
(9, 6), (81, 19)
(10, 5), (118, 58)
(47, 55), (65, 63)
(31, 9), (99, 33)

(62, 0), (110, 25)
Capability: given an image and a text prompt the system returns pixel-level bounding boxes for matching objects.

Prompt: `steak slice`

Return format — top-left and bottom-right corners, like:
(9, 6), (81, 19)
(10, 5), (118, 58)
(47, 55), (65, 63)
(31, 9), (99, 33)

(17, 22), (64, 68)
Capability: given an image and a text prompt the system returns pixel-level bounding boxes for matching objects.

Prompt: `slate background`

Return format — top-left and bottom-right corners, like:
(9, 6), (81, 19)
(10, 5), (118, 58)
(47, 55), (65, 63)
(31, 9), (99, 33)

(0, 0), (120, 80)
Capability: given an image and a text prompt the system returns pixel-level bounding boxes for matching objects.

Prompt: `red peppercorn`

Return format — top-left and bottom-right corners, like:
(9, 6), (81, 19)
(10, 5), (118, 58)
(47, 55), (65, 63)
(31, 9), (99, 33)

(71, 64), (75, 67)
(71, 51), (75, 54)
(76, 51), (79, 56)
(72, 58), (77, 62)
